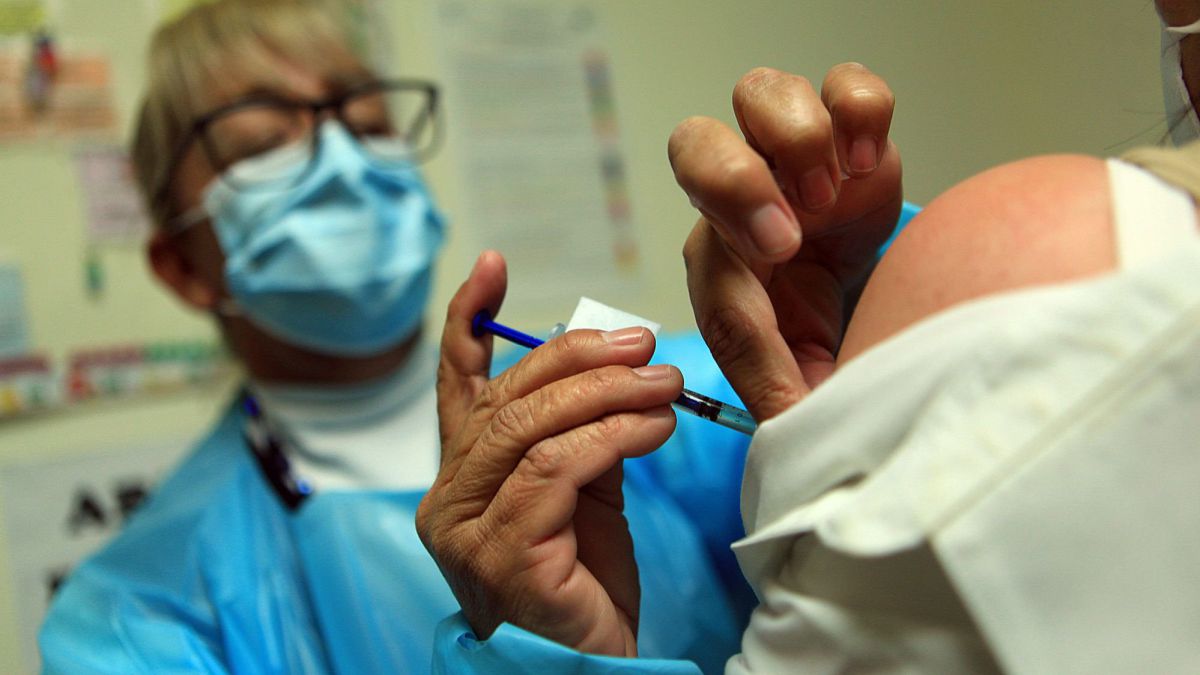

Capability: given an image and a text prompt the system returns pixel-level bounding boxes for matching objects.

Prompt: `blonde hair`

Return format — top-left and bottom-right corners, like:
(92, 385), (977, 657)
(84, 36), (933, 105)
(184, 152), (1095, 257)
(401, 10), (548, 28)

(131, 0), (373, 227)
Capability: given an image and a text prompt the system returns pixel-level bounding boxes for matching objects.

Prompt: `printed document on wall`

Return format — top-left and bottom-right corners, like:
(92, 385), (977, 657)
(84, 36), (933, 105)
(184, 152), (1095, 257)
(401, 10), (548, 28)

(73, 145), (151, 245)
(434, 0), (640, 308)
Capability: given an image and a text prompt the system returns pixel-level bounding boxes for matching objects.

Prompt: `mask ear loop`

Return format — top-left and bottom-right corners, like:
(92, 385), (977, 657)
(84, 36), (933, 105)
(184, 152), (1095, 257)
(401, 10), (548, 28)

(165, 204), (209, 237)
(1166, 18), (1200, 36)
(174, 131), (320, 325)
(162, 197), (239, 317)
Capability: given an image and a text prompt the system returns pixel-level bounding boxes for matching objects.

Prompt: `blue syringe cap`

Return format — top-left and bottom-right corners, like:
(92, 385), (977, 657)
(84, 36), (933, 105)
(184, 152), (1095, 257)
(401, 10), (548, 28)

(471, 310), (492, 338)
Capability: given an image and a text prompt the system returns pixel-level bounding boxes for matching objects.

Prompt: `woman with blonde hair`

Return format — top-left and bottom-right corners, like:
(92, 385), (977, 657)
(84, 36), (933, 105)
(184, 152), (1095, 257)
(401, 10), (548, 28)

(39, 1), (750, 672)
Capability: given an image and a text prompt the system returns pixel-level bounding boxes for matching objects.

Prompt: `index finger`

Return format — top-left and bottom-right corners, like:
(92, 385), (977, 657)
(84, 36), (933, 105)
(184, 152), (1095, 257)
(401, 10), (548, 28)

(668, 115), (801, 266)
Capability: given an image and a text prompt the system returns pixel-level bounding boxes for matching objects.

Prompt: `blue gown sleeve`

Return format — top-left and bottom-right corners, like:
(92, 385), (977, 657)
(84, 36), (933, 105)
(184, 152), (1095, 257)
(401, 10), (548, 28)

(39, 570), (232, 675)
(433, 613), (703, 675)
(878, 201), (922, 255)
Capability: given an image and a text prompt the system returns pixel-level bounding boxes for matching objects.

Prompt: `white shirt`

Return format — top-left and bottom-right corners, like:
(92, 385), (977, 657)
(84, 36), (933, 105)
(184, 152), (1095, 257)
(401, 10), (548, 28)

(248, 341), (441, 492)
(729, 160), (1200, 674)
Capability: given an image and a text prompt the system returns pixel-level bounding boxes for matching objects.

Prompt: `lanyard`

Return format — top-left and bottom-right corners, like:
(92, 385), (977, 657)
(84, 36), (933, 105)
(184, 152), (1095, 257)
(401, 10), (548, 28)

(242, 392), (313, 511)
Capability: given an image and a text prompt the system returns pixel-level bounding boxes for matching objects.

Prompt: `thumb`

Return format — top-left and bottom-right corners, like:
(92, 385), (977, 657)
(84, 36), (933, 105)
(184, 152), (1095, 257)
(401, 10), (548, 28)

(437, 250), (507, 464)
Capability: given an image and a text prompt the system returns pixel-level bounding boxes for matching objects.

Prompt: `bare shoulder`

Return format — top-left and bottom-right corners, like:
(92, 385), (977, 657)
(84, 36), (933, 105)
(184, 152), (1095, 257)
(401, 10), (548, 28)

(840, 154), (1115, 364)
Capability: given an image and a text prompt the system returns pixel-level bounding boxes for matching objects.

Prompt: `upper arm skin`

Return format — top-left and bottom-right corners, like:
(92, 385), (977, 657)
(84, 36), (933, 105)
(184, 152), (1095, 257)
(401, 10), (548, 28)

(838, 154), (1115, 365)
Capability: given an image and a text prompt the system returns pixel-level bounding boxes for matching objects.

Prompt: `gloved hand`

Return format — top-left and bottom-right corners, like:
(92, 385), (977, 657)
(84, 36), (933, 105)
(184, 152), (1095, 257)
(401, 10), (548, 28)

(417, 250), (683, 658)
(669, 64), (902, 421)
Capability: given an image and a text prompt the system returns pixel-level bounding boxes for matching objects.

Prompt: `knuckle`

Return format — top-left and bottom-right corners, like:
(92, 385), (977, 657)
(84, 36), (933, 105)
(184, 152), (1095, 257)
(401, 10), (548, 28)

(418, 515), (454, 560)
(733, 67), (767, 98)
(491, 398), (535, 442)
(690, 152), (763, 200)
(823, 62), (868, 94)
(554, 328), (594, 354)
(593, 413), (627, 442)
(581, 366), (623, 395)
(520, 438), (564, 480)
(763, 382), (803, 412)
(747, 375), (804, 420)
(481, 488), (522, 535)
(461, 534), (496, 582)
(841, 86), (895, 113)
(414, 499), (435, 543)
(734, 66), (791, 101)
(698, 302), (759, 366)
(425, 527), (452, 561)
(473, 380), (506, 414)
(793, 113), (833, 142)
(718, 154), (766, 187)
(824, 62), (895, 116)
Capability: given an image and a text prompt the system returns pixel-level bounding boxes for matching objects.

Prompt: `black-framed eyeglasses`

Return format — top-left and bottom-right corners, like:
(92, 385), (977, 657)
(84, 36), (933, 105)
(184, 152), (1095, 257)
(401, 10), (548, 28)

(155, 78), (439, 209)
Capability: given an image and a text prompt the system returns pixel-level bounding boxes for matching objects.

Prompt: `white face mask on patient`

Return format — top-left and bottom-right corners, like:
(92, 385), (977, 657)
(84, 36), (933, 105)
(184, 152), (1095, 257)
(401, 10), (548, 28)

(1161, 17), (1200, 146)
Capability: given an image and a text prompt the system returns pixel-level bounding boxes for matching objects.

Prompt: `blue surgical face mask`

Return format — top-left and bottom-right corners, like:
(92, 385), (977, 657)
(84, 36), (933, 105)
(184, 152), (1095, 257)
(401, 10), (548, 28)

(1162, 17), (1200, 146)
(200, 121), (446, 356)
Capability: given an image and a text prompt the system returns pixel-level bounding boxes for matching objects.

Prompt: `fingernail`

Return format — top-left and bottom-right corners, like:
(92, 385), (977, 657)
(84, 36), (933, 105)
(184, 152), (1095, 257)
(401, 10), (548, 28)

(633, 364), (672, 380)
(849, 136), (878, 174)
(602, 326), (646, 346)
(800, 167), (836, 211)
(749, 204), (800, 257)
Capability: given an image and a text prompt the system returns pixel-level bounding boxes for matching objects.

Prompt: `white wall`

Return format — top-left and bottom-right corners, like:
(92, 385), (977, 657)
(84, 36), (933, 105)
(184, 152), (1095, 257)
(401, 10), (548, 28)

(426, 0), (1163, 331)
(0, 0), (1165, 670)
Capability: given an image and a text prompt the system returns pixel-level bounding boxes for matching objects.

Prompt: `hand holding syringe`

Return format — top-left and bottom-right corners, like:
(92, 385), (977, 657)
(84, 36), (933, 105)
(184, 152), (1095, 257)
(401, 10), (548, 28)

(472, 310), (757, 436)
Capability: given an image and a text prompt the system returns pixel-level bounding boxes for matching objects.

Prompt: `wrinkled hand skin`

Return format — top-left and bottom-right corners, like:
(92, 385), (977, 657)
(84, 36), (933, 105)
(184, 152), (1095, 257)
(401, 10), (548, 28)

(417, 250), (683, 658)
(669, 65), (903, 422)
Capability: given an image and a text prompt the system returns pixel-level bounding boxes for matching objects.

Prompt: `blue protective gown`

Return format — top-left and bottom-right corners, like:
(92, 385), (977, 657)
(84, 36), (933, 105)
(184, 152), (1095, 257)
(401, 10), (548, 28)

(38, 333), (752, 674)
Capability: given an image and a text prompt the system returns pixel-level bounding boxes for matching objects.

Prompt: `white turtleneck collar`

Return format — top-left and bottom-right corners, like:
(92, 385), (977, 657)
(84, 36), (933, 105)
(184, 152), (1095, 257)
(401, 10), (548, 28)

(247, 341), (440, 493)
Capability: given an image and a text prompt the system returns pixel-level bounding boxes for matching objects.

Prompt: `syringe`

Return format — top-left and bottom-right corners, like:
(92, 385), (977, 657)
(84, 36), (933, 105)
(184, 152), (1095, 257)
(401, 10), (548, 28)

(472, 311), (757, 436)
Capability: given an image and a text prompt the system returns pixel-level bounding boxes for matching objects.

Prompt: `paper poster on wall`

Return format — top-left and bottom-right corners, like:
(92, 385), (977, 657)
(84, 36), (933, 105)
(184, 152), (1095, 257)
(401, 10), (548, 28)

(434, 0), (640, 309)
(0, 46), (117, 142)
(0, 262), (29, 357)
(74, 145), (152, 245)
(0, 439), (191, 672)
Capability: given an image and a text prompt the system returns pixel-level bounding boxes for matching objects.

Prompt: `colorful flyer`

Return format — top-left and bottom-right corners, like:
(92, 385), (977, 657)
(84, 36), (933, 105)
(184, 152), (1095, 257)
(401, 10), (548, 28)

(434, 0), (641, 309)
(0, 47), (118, 142)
